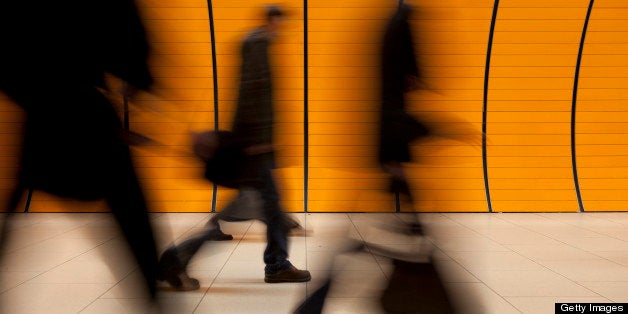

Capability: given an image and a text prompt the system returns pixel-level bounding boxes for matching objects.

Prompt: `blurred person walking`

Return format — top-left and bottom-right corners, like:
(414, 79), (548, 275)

(158, 5), (311, 290)
(379, 1), (430, 221)
(0, 0), (163, 307)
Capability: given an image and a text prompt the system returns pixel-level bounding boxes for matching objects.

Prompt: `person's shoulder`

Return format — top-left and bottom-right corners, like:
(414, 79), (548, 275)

(244, 27), (267, 42)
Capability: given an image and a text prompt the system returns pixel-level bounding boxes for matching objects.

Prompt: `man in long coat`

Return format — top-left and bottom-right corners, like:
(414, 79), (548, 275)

(0, 0), (161, 303)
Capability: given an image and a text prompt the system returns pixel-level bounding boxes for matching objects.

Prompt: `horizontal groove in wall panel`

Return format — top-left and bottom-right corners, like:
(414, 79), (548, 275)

(489, 78), (575, 89)
(485, 112), (571, 123)
(487, 135), (571, 145)
(491, 55), (580, 67)
(491, 201), (577, 212)
(402, 167), (484, 179)
(489, 178), (576, 189)
(486, 123), (569, 134)
(487, 156), (573, 168)
(415, 202), (489, 213)
(406, 189), (489, 201)
(499, 0), (593, 7)
(307, 201), (395, 213)
(489, 168), (575, 179)
(579, 201), (628, 212)
(579, 179), (628, 189)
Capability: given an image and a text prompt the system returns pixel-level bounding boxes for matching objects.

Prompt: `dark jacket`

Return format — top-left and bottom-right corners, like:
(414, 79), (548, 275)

(379, 4), (427, 164)
(232, 27), (274, 148)
(0, 0), (153, 200)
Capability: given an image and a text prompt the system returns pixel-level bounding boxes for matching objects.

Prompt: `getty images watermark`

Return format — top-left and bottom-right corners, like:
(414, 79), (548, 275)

(556, 303), (628, 313)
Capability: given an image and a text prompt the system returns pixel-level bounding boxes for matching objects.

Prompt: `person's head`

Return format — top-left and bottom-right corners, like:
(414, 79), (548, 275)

(265, 5), (285, 36)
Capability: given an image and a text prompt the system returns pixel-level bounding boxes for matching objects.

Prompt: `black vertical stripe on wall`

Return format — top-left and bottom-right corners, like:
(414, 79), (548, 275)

(303, 0), (309, 213)
(206, 0), (220, 213)
(24, 189), (33, 212)
(483, 0), (499, 213)
(571, 0), (594, 213)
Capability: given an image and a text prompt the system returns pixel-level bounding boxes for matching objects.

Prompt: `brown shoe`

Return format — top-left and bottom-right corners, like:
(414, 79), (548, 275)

(265, 265), (311, 283)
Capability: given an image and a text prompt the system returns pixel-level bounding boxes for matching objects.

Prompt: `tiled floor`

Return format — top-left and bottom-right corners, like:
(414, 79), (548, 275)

(1, 212), (628, 313)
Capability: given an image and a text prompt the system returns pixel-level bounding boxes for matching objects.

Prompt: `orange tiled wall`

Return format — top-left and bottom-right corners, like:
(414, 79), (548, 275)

(1, 0), (626, 213)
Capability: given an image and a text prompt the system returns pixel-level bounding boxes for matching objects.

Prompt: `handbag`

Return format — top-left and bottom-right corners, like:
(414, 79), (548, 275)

(191, 130), (243, 189)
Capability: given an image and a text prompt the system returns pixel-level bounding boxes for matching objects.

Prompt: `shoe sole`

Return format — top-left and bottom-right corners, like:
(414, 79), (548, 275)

(264, 275), (312, 283)
(157, 276), (201, 291)
(209, 235), (233, 241)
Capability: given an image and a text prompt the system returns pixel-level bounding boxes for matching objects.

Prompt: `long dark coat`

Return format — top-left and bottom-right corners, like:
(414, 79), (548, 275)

(0, 0), (154, 200)
(379, 4), (428, 164)
(232, 27), (274, 149)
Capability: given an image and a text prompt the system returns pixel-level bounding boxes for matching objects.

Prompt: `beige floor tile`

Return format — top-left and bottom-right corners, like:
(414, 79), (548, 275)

(29, 257), (134, 284)
(471, 270), (599, 297)
(56, 226), (120, 240)
(433, 236), (510, 252)
(507, 244), (601, 261)
(0, 251), (77, 272)
(0, 271), (41, 293)
(560, 237), (628, 252)
(539, 259), (628, 282)
(592, 251), (628, 267)
(228, 242), (266, 262)
(187, 243), (236, 271)
(80, 298), (157, 314)
(0, 283), (112, 314)
(447, 251), (545, 271)
(213, 260), (268, 284)
(521, 225), (602, 240)
(100, 269), (156, 299)
(1, 230), (64, 253)
(14, 237), (109, 255)
(474, 227), (562, 245)
(2, 212), (627, 313)
(195, 282), (306, 314)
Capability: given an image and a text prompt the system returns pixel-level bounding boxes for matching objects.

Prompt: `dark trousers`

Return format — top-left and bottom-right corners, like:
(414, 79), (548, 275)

(162, 153), (290, 274)
(104, 153), (159, 299)
(1, 153), (159, 300)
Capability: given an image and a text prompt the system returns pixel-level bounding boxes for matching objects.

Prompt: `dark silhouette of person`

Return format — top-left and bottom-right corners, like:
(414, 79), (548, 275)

(158, 5), (310, 290)
(379, 2), (429, 219)
(0, 0), (163, 304)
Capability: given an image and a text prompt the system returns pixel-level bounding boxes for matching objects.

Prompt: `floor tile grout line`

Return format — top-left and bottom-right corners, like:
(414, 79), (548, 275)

(437, 213), (590, 312)
(4, 212), (628, 312)
(346, 213), (393, 281)
(192, 219), (255, 313)
(443, 213), (610, 307)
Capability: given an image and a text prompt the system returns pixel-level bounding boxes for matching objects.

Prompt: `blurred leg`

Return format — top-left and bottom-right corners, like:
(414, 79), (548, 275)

(105, 152), (159, 299)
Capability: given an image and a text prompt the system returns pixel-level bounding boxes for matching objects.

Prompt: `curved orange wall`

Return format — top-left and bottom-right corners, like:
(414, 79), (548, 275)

(1, 0), (626, 213)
